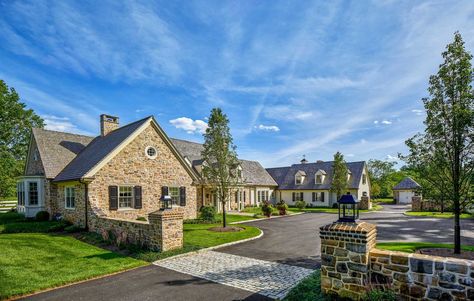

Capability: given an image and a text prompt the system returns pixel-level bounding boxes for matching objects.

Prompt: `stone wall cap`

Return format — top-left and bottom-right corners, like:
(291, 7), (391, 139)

(100, 216), (149, 225)
(319, 222), (376, 233)
(150, 207), (185, 216)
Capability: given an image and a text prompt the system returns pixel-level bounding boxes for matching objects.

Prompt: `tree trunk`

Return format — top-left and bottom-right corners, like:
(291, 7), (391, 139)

(222, 201), (227, 228)
(453, 146), (461, 254)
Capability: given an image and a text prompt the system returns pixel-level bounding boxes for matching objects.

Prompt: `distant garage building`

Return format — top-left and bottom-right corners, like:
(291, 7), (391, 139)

(393, 177), (421, 204)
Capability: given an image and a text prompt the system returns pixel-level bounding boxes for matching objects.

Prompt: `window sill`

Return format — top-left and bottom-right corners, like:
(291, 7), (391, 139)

(65, 207), (76, 210)
(117, 208), (136, 212)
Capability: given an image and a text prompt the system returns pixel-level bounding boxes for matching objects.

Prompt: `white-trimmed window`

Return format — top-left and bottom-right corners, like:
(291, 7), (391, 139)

(257, 190), (269, 202)
(17, 182), (25, 206)
(315, 175), (323, 184)
(145, 146), (157, 159)
(28, 182), (38, 205)
(65, 186), (76, 209)
(169, 187), (180, 205)
(119, 186), (134, 208)
(295, 171), (306, 185)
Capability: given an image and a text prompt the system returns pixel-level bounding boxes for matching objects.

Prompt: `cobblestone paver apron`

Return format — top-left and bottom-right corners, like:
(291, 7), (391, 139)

(154, 251), (314, 300)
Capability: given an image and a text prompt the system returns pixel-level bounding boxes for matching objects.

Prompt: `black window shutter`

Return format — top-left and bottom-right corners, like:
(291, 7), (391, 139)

(134, 186), (142, 209)
(162, 186), (169, 197)
(109, 186), (118, 210)
(179, 186), (186, 206)
(292, 192), (295, 202)
(321, 192), (325, 202)
(300, 192), (304, 201)
(312, 192), (315, 202)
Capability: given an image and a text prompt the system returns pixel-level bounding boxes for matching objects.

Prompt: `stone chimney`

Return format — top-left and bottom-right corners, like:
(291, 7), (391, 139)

(100, 114), (119, 136)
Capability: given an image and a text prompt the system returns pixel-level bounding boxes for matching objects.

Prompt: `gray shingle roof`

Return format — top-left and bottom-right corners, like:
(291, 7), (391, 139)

(393, 177), (421, 190)
(266, 161), (366, 190)
(170, 138), (277, 186)
(31, 128), (94, 178)
(54, 117), (151, 182)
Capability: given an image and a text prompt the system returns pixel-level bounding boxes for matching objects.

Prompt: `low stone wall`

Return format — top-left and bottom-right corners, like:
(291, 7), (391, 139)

(89, 208), (184, 251)
(411, 196), (452, 212)
(359, 196), (372, 210)
(320, 221), (474, 300)
(370, 249), (474, 300)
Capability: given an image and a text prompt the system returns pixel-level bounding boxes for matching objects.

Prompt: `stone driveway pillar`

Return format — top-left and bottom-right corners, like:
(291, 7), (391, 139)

(319, 222), (377, 300)
(148, 207), (184, 251)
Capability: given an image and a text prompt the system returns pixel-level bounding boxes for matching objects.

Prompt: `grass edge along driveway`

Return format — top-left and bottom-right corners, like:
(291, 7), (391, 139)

(0, 233), (147, 300)
(404, 211), (474, 219)
(377, 242), (474, 253)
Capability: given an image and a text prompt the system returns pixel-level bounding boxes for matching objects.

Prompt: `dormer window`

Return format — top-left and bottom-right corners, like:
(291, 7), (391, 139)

(315, 169), (326, 184)
(295, 170), (306, 185)
(347, 170), (352, 181)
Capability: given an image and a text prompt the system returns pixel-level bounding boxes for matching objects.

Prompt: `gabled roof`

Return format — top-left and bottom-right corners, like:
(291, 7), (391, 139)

(266, 161), (366, 190)
(29, 128), (94, 178)
(170, 138), (277, 186)
(54, 117), (151, 182)
(393, 177), (421, 190)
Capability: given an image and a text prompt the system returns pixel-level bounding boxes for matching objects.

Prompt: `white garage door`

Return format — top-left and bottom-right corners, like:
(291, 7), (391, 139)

(399, 191), (412, 204)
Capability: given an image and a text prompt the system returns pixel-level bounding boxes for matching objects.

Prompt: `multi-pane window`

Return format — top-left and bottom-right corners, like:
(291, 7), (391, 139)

(119, 186), (133, 208)
(312, 192), (325, 202)
(29, 182), (38, 205)
(17, 183), (25, 206)
(257, 190), (269, 202)
(295, 175), (304, 185)
(65, 187), (76, 209)
(169, 187), (180, 205)
(293, 192), (304, 202)
(315, 175), (323, 184)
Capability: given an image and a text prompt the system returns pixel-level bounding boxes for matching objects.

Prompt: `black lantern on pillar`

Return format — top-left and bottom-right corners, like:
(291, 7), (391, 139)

(160, 195), (173, 210)
(337, 194), (359, 222)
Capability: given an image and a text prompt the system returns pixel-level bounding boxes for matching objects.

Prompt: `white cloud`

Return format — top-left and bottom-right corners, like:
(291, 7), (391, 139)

(169, 117), (208, 134)
(381, 120), (392, 125)
(386, 154), (398, 161)
(373, 120), (379, 124)
(254, 124), (280, 132)
(411, 109), (424, 116)
(346, 153), (355, 157)
(43, 115), (81, 133)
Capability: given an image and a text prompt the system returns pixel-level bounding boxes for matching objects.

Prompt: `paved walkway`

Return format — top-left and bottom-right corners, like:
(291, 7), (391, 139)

(154, 251), (314, 300)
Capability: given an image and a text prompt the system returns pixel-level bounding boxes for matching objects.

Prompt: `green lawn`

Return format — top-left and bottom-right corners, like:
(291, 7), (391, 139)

(372, 198), (395, 204)
(405, 211), (473, 219)
(377, 242), (474, 253)
(288, 204), (383, 214)
(284, 270), (328, 301)
(0, 233), (146, 300)
(0, 212), (70, 234)
(241, 206), (263, 215)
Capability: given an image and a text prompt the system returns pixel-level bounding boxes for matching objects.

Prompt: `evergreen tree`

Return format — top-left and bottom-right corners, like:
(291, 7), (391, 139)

(201, 108), (240, 227)
(403, 32), (474, 254)
(330, 152), (348, 200)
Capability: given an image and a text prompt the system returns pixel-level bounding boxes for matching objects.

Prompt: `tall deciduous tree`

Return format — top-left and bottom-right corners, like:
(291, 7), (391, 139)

(0, 80), (44, 198)
(331, 152), (348, 200)
(201, 108), (240, 228)
(367, 159), (397, 198)
(403, 32), (474, 254)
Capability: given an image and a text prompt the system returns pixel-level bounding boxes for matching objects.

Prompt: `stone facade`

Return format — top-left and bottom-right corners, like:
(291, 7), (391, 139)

(54, 182), (87, 227)
(88, 124), (197, 220)
(320, 222), (377, 300)
(89, 207), (184, 251)
(359, 196), (372, 210)
(320, 221), (474, 300)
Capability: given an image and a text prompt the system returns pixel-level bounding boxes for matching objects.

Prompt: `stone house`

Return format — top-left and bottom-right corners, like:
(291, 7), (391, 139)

(393, 177), (421, 204)
(266, 159), (370, 207)
(17, 114), (277, 226)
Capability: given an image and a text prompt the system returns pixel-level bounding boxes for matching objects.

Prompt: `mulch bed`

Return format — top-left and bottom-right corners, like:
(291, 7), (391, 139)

(207, 226), (243, 232)
(416, 248), (474, 260)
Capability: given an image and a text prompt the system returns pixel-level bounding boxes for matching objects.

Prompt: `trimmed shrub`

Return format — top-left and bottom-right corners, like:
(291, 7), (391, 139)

(35, 211), (50, 221)
(136, 216), (147, 221)
(295, 200), (306, 211)
(332, 203), (339, 209)
(47, 220), (72, 232)
(200, 206), (217, 222)
(261, 201), (273, 217)
(276, 200), (288, 215)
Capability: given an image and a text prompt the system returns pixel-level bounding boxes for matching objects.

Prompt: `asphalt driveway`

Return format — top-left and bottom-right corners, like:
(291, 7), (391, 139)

(218, 204), (474, 269)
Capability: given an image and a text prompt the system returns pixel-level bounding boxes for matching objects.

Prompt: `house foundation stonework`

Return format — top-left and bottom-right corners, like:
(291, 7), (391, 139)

(320, 222), (474, 300)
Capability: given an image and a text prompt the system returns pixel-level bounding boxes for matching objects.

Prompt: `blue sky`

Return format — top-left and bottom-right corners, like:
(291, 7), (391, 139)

(1, 1), (474, 168)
